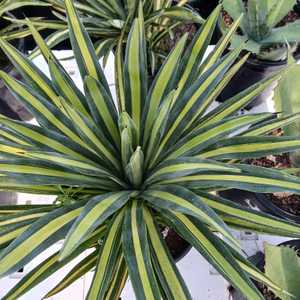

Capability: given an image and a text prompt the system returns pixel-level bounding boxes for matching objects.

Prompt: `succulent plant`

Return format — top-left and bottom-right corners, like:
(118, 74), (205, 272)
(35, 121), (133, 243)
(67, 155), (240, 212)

(221, 0), (300, 61)
(265, 243), (300, 299)
(274, 52), (300, 167)
(0, 0), (203, 72)
(1, 2), (300, 299)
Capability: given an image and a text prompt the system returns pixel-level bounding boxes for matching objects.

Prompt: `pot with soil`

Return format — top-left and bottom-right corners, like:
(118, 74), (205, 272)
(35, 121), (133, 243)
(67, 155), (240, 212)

(247, 154), (300, 223)
(217, 0), (300, 109)
(0, 14), (32, 121)
(219, 153), (300, 223)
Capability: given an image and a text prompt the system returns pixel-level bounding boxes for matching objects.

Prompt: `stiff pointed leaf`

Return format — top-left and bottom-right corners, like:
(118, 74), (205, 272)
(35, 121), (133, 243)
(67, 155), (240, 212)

(146, 157), (238, 185)
(122, 201), (161, 300)
(143, 206), (192, 300)
(60, 192), (131, 260)
(87, 211), (124, 300)
(195, 73), (280, 130)
(242, 114), (300, 136)
(160, 47), (243, 151)
(61, 100), (120, 172)
(195, 191), (300, 238)
(142, 185), (240, 250)
(0, 0), (50, 17)
(200, 136), (300, 160)
(3, 225), (106, 300)
(199, 15), (243, 75)
(164, 212), (263, 300)
(159, 113), (272, 164)
(0, 158), (104, 187)
(103, 254), (128, 300)
(0, 72), (88, 150)
(0, 117), (103, 165)
(84, 76), (120, 148)
(0, 202), (84, 277)
(49, 59), (90, 117)
(64, 0), (111, 94)
(0, 206), (53, 228)
(124, 12), (147, 138)
(142, 34), (187, 141)
(145, 90), (174, 166)
(0, 221), (32, 249)
(46, 251), (98, 298)
(175, 5), (220, 96)
(0, 38), (61, 108)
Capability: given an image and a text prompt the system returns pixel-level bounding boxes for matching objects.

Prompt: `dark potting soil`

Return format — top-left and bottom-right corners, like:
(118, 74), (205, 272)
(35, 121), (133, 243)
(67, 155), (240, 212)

(247, 153), (300, 216)
(162, 227), (190, 260)
(159, 23), (197, 54)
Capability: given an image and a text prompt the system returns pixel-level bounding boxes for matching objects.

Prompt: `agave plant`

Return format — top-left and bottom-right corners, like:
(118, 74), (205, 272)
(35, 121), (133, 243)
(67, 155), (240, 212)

(221, 0), (300, 61)
(0, 0), (203, 72)
(2, 2), (300, 299)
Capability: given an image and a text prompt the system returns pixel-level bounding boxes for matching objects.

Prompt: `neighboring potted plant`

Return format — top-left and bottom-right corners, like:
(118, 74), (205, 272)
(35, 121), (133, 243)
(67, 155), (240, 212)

(217, 0), (300, 108)
(230, 241), (300, 299)
(2, 2), (300, 299)
(227, 55), (300, 222)
(0, 0), (203, 73)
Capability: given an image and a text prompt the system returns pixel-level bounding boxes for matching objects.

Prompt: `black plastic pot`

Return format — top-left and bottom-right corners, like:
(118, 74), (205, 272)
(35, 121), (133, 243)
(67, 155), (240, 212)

(217, 52), (300, 110)
(187, 0), (222, 44)
(219, 189), (300, 225)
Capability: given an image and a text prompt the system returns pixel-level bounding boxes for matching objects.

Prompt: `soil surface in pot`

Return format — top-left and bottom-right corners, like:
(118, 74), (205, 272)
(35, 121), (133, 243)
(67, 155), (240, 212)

(247, 153), (300, 216)
(159, 23), (197, 55)
(162, 227), (191, 261)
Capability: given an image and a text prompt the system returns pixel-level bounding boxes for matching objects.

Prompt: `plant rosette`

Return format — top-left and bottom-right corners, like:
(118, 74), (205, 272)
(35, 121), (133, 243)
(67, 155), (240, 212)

(0, 0), (204, 74)
(217, 0), (300, 108)
(3, 3), (300, 300)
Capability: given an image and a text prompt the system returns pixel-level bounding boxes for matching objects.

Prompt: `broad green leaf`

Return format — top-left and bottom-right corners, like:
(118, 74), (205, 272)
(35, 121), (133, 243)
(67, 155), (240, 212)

(265, 243), (300, 300)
